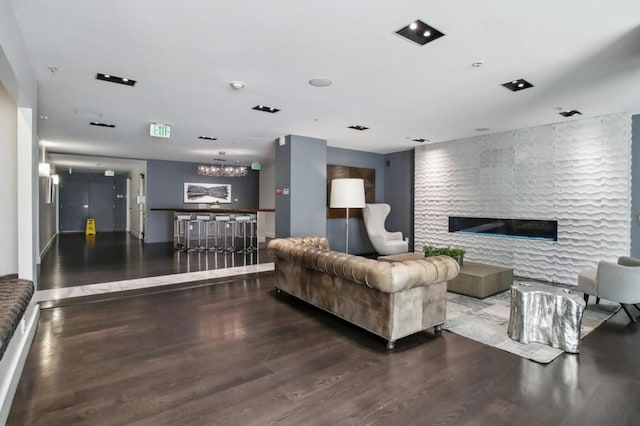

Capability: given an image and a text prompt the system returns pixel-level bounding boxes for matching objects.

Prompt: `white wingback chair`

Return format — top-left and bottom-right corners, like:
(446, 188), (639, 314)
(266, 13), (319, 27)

(577, 256), (640, 322)
(362, 203), (409, 255)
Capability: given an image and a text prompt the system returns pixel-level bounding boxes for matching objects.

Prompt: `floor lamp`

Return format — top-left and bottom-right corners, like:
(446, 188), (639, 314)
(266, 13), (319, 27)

(330, 178), (366, 254)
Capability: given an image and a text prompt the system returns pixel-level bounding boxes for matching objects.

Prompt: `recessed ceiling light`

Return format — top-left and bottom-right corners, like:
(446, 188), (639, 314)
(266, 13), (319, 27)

(412, 138), (428, 143)
(396, 19), (445, 46)
(475, 127), (491, 132)
(559, 110), (582, 117)
(230, 81), (245, 90)
(253, 105), (280, 113)
(40, 115), (48, 120)
(348, 125), (369, 131)
(89, 121), (116, 128)
(502, 78), (533, 92)
(472, 61), (483, 68)
(96, 73), (136, 87)
(198, 136), (218, 141)
(309, 78), (332, 87)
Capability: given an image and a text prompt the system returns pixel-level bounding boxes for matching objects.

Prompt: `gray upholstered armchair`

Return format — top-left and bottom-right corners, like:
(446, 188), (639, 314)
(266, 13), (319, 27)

(577, 256), (640, 322)
(362, 203), (409, 255)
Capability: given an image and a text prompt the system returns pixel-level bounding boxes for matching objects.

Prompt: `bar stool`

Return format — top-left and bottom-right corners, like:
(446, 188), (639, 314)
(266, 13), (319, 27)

(234, 215), (252, 253)
(248, 214), (258, 252)
(214, 215), (232, 254)
(195, 214), (212, 252)
(175, 214), (192, 251)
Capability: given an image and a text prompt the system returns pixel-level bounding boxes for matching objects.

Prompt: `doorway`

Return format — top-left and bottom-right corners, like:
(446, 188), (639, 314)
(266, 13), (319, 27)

(59, 172), (126, 232)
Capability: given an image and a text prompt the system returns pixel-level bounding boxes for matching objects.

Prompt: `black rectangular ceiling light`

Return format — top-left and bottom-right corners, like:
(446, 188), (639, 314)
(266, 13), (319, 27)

(90, 121), (116, 128)
(559, 110), (582, 117)
(252, 105), (280, 113)
(198, 136), (218, 141)
(96, 73), (136, 87)
(412, 138), (428, 143)
(502, 78), (534, 92)
(348, 125), (369, 131)
(396, 19), (445, 46)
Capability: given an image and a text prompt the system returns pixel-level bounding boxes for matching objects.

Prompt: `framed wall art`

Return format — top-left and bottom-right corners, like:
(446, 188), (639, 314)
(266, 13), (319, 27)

(183, 183), (232, 204)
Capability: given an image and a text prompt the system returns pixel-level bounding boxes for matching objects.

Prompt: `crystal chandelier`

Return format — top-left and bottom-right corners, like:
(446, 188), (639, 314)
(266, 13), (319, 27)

(197, 164), (248, 177)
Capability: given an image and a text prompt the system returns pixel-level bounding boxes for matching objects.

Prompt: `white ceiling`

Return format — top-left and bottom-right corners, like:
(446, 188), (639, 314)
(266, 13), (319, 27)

(12, 0), (640, 172)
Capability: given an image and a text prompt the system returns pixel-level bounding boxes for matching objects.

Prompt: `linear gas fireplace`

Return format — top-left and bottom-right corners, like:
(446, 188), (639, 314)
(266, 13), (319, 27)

(449, 216), (557, 241)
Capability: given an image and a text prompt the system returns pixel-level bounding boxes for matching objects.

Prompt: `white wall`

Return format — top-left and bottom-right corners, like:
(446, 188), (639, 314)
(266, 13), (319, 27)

(0, 3), (39, 422)
(38, 150), (58, 261)
(0, 83), (18, 275)
(415, 113), (631, 285)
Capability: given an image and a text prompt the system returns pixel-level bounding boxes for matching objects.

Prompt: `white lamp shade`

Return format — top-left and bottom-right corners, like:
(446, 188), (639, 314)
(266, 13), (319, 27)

(330, 178), (366, 208)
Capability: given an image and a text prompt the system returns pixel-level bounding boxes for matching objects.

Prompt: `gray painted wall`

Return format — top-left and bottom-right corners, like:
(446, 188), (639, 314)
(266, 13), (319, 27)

(291, 136), (327, 237)
(632, 114), (640, 258)
(275, 137), (291, 237)
(275, 135), (327, 238)
(146, 159), (259, 243)
(384, 150), (414, 252)
(326, 147), (385, 254)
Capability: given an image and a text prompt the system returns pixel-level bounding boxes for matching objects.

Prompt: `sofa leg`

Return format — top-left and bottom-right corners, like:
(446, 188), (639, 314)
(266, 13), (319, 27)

(434, 324), (443, 335)
(583, 293), (589, 305)
(386, 340), (395, 350)
(596, 297), (600, 305)
(621, 304), (637, 322)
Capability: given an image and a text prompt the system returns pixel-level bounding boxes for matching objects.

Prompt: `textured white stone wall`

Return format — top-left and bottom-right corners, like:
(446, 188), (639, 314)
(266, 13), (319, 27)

(415, 113), (631, 285)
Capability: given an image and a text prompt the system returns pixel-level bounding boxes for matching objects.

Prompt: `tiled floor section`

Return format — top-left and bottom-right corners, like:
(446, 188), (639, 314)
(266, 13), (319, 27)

(37, 262), (275, 302)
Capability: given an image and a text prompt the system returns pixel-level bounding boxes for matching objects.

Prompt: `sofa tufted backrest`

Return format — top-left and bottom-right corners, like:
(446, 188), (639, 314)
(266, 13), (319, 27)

(268, 237), (459, 294)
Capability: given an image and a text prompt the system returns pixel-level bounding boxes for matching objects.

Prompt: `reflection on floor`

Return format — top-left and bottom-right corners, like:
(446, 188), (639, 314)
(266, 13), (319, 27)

(38, 232), (273, 291)
(37, 262), (274, 302)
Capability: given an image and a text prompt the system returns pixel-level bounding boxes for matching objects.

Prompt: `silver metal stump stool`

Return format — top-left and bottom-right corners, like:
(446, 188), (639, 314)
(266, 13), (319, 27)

(508, 282), (586, 353)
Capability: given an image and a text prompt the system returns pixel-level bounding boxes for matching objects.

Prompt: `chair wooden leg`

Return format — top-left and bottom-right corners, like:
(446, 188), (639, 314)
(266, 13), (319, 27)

(621, 304), (637, 322)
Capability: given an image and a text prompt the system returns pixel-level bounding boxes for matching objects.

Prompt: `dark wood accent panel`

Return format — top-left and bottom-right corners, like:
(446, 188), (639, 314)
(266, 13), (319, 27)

(326, 165), (375, 218)
(8, 273), (640, 425)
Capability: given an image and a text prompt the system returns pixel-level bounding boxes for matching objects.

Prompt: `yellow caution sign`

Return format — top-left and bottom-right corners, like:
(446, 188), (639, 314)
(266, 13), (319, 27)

(85, 218), (96, 236)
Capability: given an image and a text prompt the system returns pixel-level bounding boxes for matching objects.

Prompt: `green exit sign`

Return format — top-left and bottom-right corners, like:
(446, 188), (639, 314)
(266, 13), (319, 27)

(150, 123), (171, 138)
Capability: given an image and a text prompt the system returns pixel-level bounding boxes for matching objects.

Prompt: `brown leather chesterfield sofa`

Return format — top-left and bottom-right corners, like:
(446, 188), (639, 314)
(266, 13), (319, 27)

(268, 237), (459, 349)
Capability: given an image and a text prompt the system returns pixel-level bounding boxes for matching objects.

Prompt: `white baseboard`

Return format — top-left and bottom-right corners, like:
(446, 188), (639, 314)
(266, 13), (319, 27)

(130, 230), (141, 239)
(0, 303), (39, 424)
(38, 233), (57, 264)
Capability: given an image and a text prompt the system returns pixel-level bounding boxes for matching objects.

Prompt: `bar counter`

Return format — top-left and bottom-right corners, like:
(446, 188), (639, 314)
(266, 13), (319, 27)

(151, 208), (275, 213)
(150, 208), (275, 253)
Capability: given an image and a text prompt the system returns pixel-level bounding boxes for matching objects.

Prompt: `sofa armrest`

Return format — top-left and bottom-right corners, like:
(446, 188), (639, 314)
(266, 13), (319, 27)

(618, 256), (640, 267)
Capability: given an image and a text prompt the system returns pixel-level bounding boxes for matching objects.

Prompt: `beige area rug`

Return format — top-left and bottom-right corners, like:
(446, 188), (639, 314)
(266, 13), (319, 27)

(443, 280), (620, 364)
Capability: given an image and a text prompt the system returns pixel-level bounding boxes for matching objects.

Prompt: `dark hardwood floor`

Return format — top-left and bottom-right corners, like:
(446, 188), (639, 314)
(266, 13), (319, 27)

(38, 232), (269, 290)
(9, 272), (640, 425)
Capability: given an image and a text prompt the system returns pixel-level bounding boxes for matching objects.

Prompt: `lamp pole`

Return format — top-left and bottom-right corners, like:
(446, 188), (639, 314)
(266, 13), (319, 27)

(345, 207), (350, 254)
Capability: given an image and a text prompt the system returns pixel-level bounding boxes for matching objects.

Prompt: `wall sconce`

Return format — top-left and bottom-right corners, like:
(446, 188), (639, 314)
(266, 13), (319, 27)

(38, 162), (51, 177)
